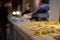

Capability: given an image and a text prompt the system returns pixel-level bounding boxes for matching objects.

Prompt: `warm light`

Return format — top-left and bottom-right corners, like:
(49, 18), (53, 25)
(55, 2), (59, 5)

(12, 11), (16, 15)
(16, 11), (21, 15)
(12, 11), (21, 16)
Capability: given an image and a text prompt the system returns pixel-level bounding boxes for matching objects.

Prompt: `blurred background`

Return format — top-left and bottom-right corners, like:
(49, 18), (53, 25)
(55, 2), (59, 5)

(2, 0), (60, 22)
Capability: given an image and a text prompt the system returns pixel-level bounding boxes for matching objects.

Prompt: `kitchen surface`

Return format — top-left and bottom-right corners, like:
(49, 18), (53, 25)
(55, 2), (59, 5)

(7, 16), (60, 40)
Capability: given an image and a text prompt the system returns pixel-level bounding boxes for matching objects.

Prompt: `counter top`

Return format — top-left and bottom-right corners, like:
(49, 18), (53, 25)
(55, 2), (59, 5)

(8, 17), (57, 40)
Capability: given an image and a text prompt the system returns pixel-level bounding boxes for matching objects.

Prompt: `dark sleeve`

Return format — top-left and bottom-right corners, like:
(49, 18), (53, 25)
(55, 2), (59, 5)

(32, 6), (47, 15)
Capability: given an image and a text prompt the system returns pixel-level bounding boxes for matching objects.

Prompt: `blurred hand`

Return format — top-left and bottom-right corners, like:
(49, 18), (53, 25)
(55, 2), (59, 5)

(22, 14), (32, 19)
(27, 13), (32, 16)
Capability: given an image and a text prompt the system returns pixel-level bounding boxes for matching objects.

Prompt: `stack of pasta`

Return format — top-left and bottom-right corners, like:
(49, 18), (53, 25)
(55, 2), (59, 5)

(25, 21), (60, 36)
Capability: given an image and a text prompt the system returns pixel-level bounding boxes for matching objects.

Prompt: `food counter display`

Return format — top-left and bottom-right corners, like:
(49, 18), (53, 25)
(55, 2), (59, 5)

(8, 17), (60, 40)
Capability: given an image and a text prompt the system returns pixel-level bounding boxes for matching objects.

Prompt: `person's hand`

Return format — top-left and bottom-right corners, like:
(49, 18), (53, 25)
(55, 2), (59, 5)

(27, 13), (32, 16)
(22, 14), (32, 19)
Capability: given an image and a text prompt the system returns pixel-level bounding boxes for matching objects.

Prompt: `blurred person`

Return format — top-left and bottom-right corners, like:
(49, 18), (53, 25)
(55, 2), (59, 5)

(0, 1), (8, 40)
(22, 0), (49, 21)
